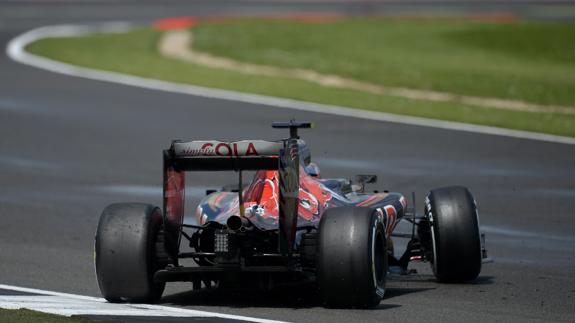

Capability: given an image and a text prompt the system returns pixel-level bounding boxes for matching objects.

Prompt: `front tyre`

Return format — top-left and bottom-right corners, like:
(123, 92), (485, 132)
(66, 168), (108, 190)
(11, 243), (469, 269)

(95, 203), (166, 303)
(317, 207), (387, 308)
(426, 186), (482, 282)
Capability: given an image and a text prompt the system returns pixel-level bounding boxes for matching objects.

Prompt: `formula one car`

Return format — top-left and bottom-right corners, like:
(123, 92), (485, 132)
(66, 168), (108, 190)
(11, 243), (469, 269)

(95, 121), (489, 308)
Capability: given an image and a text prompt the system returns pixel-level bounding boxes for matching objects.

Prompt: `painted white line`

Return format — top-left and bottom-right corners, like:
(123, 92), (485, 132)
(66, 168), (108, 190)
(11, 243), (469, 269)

(6, 23), (575, 146)
(0, 284), (287, 323)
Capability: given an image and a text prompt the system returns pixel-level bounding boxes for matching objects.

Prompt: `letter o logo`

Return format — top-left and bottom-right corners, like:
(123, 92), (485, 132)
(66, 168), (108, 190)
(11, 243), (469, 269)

(215, 143), (232, 156)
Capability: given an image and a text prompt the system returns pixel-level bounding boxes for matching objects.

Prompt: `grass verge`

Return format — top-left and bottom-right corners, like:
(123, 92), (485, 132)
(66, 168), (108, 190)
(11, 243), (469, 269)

(0, 308), (92, 322)
(26, 18), (575, 137)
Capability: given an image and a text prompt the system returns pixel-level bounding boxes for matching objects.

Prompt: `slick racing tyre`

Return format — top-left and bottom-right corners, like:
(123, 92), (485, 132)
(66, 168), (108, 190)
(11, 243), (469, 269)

(317, 206), (387, 308)
(425, 186), (481, 283)
(95, 203), (166, 303)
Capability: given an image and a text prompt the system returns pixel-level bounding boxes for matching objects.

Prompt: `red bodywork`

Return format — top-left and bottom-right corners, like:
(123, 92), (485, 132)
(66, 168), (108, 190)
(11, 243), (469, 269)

(194, 166), (406, 235)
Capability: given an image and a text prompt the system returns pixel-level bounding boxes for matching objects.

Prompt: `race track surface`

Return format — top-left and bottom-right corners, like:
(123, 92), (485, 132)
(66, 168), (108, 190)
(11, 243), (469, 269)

(1, 1), (574, 322)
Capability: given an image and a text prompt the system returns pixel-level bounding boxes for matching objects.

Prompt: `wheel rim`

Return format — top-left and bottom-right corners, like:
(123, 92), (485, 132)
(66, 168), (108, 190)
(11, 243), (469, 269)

(372, 223), (386, 297)
(426, 196), (439, 276)
(430, 222), (439, 275)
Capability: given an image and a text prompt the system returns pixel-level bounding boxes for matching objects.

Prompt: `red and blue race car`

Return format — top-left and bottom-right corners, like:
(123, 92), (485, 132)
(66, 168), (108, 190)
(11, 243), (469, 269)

(95, 121), (489, 308)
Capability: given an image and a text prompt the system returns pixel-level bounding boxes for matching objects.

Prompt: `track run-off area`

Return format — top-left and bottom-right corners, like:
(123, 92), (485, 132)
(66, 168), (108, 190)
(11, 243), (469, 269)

(1, 1), (575, 322)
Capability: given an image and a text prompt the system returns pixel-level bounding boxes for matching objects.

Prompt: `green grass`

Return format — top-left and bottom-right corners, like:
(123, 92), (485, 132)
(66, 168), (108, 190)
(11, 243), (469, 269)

(0, 308), (92, 322)
(25, 18), (575, 137)
(194, 18), (575, 106)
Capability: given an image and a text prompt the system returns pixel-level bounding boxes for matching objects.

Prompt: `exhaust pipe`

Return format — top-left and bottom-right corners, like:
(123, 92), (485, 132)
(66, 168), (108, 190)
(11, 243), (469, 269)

(226, 215), (251, 232)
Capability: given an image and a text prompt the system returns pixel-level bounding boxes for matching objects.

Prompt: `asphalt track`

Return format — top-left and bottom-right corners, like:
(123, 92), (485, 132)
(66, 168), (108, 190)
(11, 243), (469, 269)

(1, 1), (575, 322)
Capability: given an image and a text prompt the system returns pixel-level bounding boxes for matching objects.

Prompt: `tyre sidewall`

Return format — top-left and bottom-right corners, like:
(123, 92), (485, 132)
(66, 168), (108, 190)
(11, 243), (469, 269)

(317, 206), (386, 308)
(427, 186), (481, 282)
(95, 203), (166, 302)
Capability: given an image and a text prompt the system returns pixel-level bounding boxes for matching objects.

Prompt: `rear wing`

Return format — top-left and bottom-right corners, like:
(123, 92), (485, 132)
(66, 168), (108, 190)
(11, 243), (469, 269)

(167, 140), (283, 171)
(163, 121), (312, 264)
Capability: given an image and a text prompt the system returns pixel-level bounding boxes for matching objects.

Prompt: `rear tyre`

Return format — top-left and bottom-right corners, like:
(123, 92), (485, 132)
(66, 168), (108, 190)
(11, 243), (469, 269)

(425, 186), (481, 282)
(299, 232), (318, 270)
(95, 203), (166, 303)
(317, 207), (387, 308)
